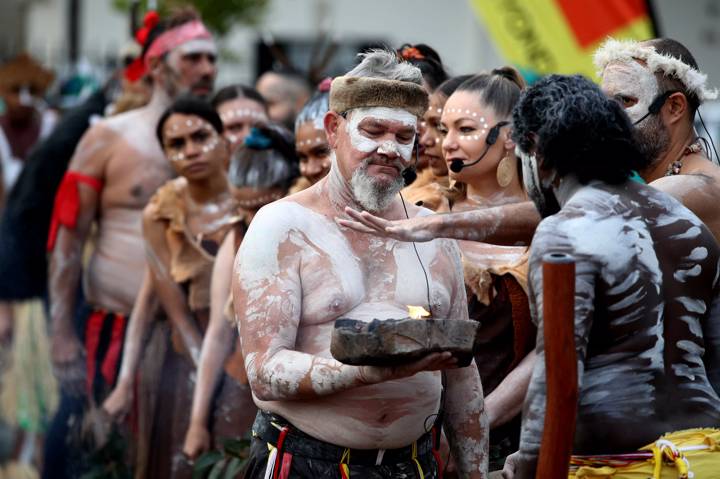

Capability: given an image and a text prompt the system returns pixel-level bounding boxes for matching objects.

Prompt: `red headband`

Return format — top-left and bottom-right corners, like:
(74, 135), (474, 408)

(144, 20), (213, 70)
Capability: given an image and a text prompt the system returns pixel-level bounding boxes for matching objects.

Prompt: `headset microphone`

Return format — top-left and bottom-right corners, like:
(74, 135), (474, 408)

(449, 121), (509, 173)
(632, 90), (675, 125)
(402, 137), (420, 186)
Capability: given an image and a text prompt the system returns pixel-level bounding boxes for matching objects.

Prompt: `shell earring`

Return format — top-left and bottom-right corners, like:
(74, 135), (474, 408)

(496, 152), (515, 188)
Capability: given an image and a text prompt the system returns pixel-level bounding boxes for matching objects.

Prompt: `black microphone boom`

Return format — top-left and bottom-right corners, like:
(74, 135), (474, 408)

(448, 121), (509, 173)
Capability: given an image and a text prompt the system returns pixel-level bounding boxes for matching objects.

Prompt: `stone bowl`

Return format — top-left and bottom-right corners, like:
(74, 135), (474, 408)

(330, 317), (479, 367)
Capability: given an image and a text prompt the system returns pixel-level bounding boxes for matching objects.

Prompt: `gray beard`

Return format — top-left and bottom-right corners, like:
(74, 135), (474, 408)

(634, 114), (670, 169)
(350, 160), (404, 213)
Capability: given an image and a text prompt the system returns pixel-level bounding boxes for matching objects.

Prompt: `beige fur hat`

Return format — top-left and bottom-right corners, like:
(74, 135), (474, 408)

(329, 76), (429, 118)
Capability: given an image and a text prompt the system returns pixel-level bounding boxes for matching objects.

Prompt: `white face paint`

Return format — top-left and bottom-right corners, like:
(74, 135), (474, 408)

(516, 146), (559, 217)
(175, 38), (217, 56)
(166, 38), (217, 69)
(345, 107), (417, 162)
(601, 61), (659, 124)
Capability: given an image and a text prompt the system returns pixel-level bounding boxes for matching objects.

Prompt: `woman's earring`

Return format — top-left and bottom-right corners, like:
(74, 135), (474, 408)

(496, 153), (515, 188)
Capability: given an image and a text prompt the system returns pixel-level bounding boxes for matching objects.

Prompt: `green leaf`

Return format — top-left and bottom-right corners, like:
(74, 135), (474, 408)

(224, 456), (245, 479)
(193, 449), (224, 478)
(112, 0), (269, 37)
(222, 437), (251, 457)
(208, 458), (228, 479)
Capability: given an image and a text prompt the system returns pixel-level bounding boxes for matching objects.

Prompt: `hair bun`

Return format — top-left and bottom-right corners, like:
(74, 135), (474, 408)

(491, 66), (526, 90)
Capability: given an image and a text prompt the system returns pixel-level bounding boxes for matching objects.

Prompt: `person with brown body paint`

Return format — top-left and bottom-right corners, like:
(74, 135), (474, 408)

(183, 123), (299, 460)
(504, 74), (720, 479)
(44, 8), (217, 478)
(234, 50), (488, 478)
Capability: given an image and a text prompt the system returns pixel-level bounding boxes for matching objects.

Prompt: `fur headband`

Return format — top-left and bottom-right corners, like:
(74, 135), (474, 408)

(329, 76), (429, 117)
(594, 38), (718, 102)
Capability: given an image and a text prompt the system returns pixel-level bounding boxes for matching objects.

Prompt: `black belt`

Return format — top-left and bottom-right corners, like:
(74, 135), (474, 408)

(253, 411), (436, 466)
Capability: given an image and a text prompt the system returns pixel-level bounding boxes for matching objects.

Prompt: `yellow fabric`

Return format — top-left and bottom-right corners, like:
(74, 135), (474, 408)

(569, 429), (720, 478)
(469, 0), (654, 80)
(0, 463), (38, 479)
(411, 440), (425, 479)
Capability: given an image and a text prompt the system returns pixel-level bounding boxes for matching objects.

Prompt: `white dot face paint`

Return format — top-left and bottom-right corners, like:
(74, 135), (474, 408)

(601, 61), (659, 124)
(163, 115), (220, 163)
(220, 108), (267, 123)
(345, 107), (417, 162)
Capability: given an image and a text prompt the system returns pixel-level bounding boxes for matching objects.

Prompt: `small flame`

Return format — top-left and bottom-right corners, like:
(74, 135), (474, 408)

(407, 305), (431, 320)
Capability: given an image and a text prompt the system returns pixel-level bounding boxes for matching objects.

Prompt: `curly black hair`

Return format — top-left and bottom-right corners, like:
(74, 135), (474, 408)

(511, 74), (648, 185)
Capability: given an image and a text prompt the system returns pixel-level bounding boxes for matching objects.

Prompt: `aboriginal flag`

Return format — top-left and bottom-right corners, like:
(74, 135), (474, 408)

(470, 0), (658, 82)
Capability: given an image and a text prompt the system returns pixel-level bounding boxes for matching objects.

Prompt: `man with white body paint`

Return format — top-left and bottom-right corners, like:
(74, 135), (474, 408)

(234, 50), (488, 478)
(45, 8), (216, 478)
(505, 75), (720, 478)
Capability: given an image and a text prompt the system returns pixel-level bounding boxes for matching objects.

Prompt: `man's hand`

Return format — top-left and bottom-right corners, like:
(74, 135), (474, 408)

(51, 331), (87, 396)
(358, 352), (458, 384)
(183, 422), (211, 459)
(102, 379), (133, 420)
(337, 207), (438, 243)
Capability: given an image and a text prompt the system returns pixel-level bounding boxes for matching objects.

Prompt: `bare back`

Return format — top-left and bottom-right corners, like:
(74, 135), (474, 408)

(522, 180), (720, 456)
(235, 179), (469, 449)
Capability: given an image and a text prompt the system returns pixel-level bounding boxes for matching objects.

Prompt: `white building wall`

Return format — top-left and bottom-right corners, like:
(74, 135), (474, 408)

(217, 0), (502, 86)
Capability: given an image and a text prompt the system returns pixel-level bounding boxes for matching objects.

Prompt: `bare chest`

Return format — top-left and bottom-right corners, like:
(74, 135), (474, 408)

(102, 140), (173, 210)
(297, 231), (451, 327)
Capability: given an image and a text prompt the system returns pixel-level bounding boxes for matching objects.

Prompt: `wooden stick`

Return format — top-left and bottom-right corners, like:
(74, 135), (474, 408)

(536, 252), (577, 479)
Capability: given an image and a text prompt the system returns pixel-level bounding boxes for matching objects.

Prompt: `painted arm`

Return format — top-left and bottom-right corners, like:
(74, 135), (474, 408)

(485, 351), (536, 429)
(233, 209), (457, 402)
(703, 272), (720, 394)
(651, 174), (720, 241)
(513, 224), (597, 479)
(185, 232), (237, 458)
(102, 266), (158, 418)
(48, 125), (110, 395)
(142, 205), (203, 366)
(441, 240), (489, 478)
(338, 201), (540, 245)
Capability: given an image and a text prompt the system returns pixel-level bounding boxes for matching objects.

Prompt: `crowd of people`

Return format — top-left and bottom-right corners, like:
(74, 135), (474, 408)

(0, 5), (719, 479)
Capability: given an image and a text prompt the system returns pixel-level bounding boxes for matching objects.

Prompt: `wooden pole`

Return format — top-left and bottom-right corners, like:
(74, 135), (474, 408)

(536, 252), (577, 479)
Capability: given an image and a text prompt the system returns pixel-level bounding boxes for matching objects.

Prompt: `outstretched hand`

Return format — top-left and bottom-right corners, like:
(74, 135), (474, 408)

(336, 207), (437, 243)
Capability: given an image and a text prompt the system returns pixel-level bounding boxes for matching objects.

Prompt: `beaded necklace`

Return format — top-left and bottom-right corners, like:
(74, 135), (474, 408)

(665, 139), (703, 176)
